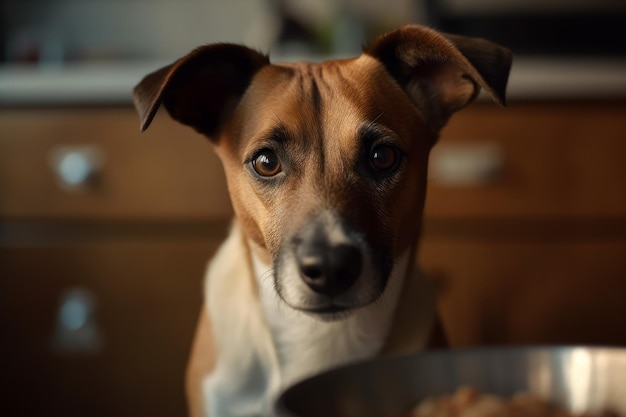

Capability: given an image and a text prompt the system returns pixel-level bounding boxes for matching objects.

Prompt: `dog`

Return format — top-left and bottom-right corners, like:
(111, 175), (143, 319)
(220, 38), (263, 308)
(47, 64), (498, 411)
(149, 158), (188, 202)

(133, 24), (511, 417)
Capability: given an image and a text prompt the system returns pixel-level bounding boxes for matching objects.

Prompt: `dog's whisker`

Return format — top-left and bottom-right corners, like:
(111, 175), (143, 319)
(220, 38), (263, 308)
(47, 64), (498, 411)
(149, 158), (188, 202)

(371, 111), (385, 124)
(260, 267), (274, 283)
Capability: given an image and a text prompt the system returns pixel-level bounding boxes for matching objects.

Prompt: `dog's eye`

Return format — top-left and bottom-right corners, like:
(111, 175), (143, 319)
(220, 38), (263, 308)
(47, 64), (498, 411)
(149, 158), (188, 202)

(252, 150), (282, 177)
(370, 144), (400, 172)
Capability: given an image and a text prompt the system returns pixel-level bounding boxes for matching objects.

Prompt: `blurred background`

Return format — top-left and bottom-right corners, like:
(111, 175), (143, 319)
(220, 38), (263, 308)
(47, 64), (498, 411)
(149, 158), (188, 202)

(1, 0), (625, 416)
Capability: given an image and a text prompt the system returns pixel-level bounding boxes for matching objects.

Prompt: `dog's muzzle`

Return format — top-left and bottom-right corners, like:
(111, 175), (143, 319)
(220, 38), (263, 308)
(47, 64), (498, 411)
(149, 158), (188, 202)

(275, 212), (390, 319)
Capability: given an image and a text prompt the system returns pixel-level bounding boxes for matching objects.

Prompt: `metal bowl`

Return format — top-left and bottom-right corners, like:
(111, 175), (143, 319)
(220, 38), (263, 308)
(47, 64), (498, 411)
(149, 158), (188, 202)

(276, 347), (626, 417)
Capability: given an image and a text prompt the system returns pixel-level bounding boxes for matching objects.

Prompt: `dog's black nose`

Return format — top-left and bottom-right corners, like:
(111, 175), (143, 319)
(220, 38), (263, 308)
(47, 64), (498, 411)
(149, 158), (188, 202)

(296, 242), (362, 296)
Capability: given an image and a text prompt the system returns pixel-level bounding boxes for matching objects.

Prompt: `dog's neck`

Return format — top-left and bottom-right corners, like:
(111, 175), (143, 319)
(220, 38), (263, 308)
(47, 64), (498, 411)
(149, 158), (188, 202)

(250, 241), (412, 386)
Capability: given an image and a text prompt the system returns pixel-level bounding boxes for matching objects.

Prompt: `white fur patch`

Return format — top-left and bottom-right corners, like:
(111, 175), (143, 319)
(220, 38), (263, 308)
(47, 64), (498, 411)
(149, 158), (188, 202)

(201, 222), (281, 417)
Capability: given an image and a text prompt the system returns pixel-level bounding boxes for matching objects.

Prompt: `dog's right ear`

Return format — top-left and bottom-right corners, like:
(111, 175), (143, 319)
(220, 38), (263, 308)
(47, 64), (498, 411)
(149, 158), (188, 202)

(133, 44), (269, 138)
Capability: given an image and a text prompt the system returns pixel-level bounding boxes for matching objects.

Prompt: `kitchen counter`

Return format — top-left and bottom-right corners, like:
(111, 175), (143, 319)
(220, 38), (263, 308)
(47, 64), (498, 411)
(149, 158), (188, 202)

(0, 62), (167, 106)
(0, 57), (625, 106)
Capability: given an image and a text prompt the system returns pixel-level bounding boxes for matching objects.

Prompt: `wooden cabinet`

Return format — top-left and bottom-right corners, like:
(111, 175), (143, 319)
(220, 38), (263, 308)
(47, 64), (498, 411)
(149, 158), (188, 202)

(1, 101), (625, 415)
(0, 109), (230, 417)
(419, 101), (626, 347)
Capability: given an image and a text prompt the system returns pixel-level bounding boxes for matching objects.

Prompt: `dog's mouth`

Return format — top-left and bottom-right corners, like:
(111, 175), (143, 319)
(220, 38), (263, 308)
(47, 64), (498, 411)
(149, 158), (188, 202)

(277, 279), (387, 321)
(295, 299), (356, 314)
(302, 304), (348, 314)
(294, 301), (356, 321)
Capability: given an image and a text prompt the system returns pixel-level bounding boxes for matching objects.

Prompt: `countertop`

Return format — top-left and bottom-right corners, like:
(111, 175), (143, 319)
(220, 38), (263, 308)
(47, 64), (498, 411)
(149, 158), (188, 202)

(1, 56), (625, 106)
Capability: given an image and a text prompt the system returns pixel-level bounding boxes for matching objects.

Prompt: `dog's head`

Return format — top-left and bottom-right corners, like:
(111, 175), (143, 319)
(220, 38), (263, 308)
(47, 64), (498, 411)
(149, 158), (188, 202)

(134, 25), (511, 320)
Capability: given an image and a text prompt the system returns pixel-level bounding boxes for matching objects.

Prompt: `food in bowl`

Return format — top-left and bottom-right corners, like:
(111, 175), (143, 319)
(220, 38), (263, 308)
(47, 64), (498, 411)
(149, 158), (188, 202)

(409, 387), (620, 417)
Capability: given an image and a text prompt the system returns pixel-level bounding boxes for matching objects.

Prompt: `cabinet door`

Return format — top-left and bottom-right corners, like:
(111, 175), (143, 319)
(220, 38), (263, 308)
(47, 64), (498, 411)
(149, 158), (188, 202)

(0, 236), (222, 417)
(420, 236), (626, 347)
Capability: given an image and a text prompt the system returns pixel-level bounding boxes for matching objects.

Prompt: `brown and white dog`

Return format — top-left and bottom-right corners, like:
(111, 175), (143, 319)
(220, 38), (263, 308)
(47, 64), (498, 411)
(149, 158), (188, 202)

(133, 25), (511, 417)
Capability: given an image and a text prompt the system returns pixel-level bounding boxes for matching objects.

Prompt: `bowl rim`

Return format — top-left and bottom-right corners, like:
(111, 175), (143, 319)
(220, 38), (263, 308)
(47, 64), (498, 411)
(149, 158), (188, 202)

(275, 345), (626, 417)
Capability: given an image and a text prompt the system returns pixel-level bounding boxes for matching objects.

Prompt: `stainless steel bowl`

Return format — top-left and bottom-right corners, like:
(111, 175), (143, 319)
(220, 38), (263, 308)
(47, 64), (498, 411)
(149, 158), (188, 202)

(276, 347), (626, 417)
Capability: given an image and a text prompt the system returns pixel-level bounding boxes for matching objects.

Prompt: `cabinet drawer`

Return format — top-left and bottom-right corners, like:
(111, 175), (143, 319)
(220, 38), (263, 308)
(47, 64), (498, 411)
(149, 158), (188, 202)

(425, 102), (626, 219)
(0, 108), (232, 220)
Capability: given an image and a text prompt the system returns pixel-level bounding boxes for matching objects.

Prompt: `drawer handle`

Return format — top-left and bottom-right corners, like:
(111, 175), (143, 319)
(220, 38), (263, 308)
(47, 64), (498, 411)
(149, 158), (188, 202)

(51, 287), (104, 354)
(49, 146), (104, 190)
(429, 142), (504, 186)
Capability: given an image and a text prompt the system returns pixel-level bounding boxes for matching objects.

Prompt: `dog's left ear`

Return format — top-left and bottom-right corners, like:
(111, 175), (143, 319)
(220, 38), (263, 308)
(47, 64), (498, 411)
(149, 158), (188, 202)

(133, 44), (269, 138)
(365, 25), (512, 130)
